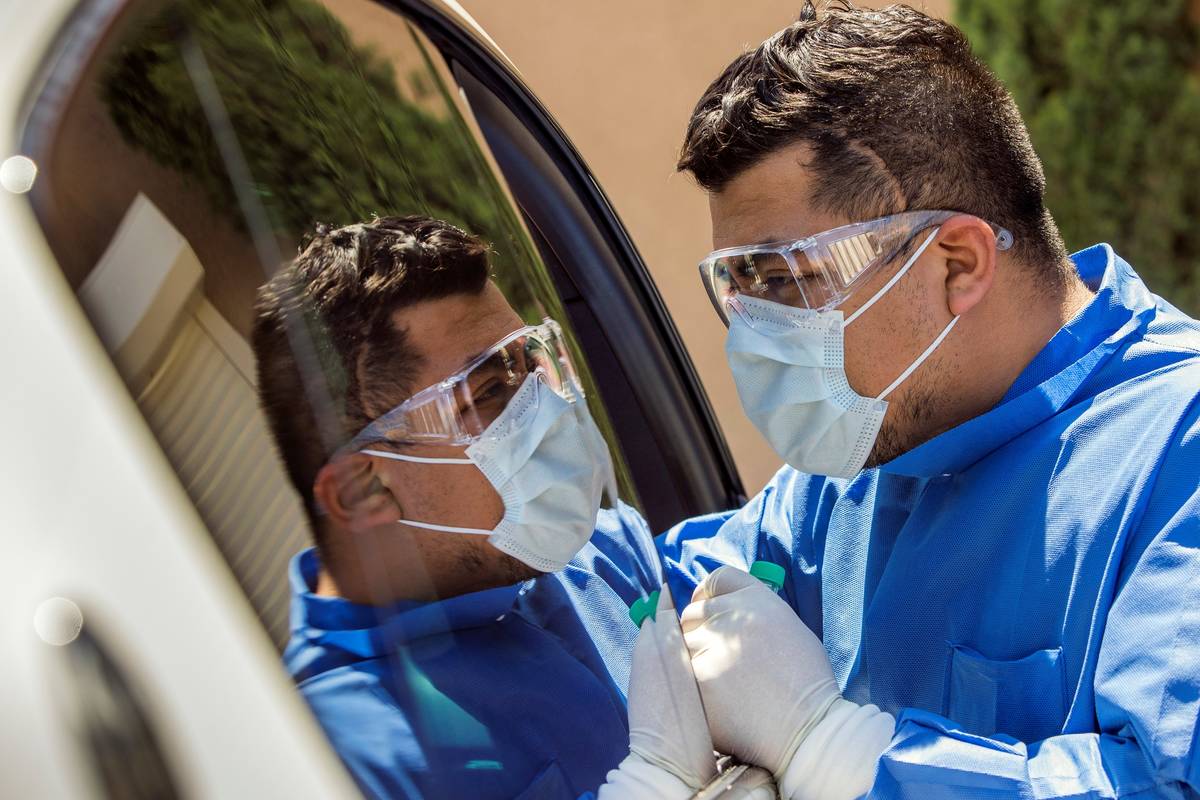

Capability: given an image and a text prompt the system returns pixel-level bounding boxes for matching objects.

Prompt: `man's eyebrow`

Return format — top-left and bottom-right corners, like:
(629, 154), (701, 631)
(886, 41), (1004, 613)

(458, 322), (532, 371)
(461, 346), (491, 367)
(457, 341), (512, 375)
(749, 231), (815, 247)
(726, 236), (788, 248)
(445, 324), (499, 373)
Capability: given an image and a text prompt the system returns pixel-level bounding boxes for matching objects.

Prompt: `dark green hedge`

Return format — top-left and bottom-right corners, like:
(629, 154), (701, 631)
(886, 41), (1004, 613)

(101, 0), (544, 316)
(956, 0), (1200, 313)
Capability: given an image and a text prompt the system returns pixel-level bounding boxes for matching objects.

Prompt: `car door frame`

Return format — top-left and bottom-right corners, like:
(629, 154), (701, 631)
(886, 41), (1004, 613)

(389, 0), (748, 529)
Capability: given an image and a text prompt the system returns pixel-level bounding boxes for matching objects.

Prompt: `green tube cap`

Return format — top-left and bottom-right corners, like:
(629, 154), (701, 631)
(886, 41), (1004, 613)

(750, 560), (786, 593)
(629, 590), (660, 627)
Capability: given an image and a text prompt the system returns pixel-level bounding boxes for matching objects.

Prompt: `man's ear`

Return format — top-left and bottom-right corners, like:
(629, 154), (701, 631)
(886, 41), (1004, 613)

(313, 453), (401, 533)
(936, 215), (998, 317)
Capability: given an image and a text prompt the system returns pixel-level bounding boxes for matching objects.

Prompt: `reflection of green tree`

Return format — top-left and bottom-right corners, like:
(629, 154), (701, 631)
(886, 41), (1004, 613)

(103, 0), (541, 316)
(957, 0), (1200, 313)
(101, 0), (637, 503)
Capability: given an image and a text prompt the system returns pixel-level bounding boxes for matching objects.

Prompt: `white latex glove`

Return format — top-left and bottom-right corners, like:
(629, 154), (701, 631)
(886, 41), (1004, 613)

(681, 566), (894, 800)
(598, 586), (718, 800)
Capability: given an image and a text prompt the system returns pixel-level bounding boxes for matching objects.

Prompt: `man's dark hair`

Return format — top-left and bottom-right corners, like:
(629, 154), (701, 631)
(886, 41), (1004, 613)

(252, 215), (490, 557)
(678, 1), (1069, 275)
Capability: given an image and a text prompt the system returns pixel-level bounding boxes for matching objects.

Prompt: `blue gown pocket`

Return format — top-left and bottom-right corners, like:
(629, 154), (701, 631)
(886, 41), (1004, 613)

(946, 643), (1067, 743)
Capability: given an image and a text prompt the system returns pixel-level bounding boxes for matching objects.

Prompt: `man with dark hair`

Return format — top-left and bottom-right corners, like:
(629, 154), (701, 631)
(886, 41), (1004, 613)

(254, 216), (715, 800)
(661, 3), (1200, 798)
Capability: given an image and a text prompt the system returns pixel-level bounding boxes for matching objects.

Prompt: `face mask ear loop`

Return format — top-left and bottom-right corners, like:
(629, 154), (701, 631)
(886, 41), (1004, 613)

(342, 450), (492, 534)
(360, 448), (473, 465)
(358, 449), (490, 532)
(395, 518), (492, 535)
(876, 315), (960, 401)
(844, 228), (940, 327)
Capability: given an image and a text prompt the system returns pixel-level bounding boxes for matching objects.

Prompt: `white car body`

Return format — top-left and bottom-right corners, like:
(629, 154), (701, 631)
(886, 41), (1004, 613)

(0, 1), (504, 796)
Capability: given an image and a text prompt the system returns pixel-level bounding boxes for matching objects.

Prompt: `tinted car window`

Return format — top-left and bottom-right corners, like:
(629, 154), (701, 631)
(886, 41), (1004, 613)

(23, 1), (678, 796)
(30, 0), (637, 638)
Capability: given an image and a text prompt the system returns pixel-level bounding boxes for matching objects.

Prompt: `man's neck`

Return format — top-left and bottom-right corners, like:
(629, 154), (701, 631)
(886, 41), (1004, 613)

(918, 264), (1095, 451)
(1060, 270), (1096, 325)
(980, 266), (1095, 409)
(317, 531), (539, 606)
(315, 567), (341, 598)
(1027, 269), (1096, 364)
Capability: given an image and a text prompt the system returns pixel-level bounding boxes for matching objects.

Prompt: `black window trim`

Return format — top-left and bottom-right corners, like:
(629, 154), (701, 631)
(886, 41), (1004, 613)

(389, 1), (747, 523)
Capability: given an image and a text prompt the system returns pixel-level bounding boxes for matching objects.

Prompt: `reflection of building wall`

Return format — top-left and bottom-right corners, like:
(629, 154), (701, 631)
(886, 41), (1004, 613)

(77, 195), (308, 647)
(35, 28), (265, 337)
(459, 1), (950, 493)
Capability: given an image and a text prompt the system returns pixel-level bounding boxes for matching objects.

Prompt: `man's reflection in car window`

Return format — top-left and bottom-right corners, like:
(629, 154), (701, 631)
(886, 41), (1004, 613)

(252, 216), (665, 800)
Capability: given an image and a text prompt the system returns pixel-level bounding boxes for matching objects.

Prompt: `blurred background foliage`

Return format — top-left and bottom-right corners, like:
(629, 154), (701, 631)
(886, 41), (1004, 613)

(102, 0), (1200, 318)
(101, 0), (548, 318)
(957, 0), (1200, 313)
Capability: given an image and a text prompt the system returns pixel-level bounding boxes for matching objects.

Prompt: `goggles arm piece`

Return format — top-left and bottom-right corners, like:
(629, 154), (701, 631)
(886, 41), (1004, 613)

(825, 232), (882, 285)
(844, 228), (940, 326)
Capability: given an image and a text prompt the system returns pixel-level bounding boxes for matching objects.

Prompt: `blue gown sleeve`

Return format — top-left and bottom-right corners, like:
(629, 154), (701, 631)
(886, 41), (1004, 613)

(656, 468), (823, 611)
(618, 500), (667, 594)
(871, 407), (1200, 799)
(656, 507), (745, 607)
(590, 501), (665, 597)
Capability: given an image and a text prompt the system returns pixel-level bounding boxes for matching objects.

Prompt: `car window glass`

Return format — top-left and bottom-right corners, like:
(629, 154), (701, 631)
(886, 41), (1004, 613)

(23, 1), (687, 796)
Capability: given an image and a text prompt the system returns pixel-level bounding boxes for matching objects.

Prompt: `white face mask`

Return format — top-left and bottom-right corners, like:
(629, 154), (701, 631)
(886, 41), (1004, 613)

(364, 374), (617, 573)
(725, 229), (957, 478)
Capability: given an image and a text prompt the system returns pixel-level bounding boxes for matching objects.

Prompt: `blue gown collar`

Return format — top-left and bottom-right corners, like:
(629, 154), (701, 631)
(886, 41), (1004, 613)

(288, 548), (526, 659)
(880, 245), (1157, 478)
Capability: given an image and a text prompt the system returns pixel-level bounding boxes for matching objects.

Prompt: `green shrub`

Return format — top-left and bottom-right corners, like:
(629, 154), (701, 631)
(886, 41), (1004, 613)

(956, 0), (1200, 313)
(101, 0), (545, 315)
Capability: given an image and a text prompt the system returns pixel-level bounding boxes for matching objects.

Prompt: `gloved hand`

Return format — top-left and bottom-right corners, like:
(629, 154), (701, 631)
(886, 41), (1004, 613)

(598, 586), (718, 800)
(681, 566), (894, 800)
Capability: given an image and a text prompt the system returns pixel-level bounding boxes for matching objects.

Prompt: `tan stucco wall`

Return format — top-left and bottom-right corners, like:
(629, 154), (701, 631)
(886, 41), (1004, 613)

(460, 1), (950, 494)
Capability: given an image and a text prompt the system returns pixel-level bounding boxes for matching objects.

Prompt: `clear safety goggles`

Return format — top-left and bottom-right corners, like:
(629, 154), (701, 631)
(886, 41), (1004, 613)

(341, 318), (582, 451)
(699, 210), (1014, 326)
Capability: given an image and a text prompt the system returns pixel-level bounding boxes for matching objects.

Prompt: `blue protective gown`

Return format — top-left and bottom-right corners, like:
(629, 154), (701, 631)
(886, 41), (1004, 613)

(285, 503), (659, 800)
(660, 246), (1200, 799)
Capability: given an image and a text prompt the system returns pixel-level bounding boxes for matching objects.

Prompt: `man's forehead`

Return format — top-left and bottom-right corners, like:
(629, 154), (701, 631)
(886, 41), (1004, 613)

(394, 284), (523, 385)
(708, 142), (846, 250)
